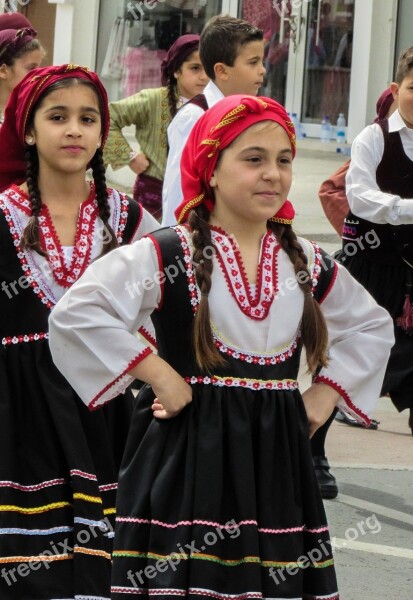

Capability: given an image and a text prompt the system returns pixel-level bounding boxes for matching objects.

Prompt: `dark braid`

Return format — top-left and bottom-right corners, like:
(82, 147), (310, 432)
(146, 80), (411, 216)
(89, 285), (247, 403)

(166, 74), (178, 119)
(188, 205), (227, 372)
(90, 148), (119, 257)
(20, 146), (47, 257)
(270, 221), (328, 372)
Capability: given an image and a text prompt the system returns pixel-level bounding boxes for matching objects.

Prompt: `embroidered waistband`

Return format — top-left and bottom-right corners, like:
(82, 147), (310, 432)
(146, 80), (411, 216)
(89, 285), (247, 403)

(184, 375), (298, 391)
(2, 332), (49, 346)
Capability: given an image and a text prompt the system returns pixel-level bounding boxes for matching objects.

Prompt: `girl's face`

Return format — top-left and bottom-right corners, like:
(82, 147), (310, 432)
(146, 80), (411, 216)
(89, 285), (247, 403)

(26, 83), (102, 177)
(1, 48), (43, 95)
(174, 50), (209, 99)
(209, 121), (293, 227)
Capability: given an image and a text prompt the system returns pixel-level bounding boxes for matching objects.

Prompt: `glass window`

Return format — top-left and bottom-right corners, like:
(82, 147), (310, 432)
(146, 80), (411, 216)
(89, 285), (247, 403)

(302, 0), (354, 124)
(96, 0), (222, 101)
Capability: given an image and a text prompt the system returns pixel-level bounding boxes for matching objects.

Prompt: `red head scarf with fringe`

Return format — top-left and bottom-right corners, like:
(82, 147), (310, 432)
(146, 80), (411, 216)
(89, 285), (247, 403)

(0, 64), (110, 192)
(175, 95), (296, 224)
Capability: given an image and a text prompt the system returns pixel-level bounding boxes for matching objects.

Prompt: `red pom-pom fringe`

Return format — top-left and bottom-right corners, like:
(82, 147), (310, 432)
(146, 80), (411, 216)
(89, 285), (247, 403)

(396, 294), (413, 335)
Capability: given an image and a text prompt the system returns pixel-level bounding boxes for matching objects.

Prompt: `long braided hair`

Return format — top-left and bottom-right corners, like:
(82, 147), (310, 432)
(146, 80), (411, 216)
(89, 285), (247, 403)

(20, 78), (118, 258)
(188, 206), (329, 374)
(165, 45), (200, 120)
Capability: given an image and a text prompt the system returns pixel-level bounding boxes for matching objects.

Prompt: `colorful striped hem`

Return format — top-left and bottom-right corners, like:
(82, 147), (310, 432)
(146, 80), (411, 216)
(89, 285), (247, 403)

(0, 501), (71, 514)
(115, 517), (328, 535)
(0, 553), (72, 564)
(0, 525), (72, 536)
(112, 550), (333, 569)
(0, 478), (66, 491)
(111, 588), (338, 599)
(111, 589), (263, 598)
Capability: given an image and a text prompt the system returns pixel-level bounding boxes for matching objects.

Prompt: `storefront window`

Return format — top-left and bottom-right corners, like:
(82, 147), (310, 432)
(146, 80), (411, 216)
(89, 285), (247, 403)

(96, 0), (222, 101)
(238, 0), (284, 101)
(302, 0), (354, 124)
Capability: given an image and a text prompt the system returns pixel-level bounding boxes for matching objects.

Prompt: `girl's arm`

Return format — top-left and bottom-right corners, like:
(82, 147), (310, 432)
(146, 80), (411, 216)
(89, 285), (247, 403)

(129, 353), (192, 419)
(103, 90), (150, 171)
(49, 236), (189, 415)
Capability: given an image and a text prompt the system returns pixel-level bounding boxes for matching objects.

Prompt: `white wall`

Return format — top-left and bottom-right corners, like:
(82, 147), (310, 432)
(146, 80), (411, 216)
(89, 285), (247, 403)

(51, 0), (100, 68)
(347, 0), (397, 141)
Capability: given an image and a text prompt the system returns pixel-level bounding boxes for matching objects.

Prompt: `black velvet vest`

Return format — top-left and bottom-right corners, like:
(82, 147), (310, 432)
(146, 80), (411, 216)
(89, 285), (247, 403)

(343, 120), (413, 265)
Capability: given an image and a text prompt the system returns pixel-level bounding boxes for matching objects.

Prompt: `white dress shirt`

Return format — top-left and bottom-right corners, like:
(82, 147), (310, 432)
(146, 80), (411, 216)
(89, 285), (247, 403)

(161, 81), (224, 226)
(346, 109), (413, 225)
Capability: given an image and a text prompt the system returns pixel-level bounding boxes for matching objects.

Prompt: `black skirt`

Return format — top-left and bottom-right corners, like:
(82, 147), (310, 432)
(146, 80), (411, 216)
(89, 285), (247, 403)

(337, 251), (413, 411)
(111, 384), (339, 599)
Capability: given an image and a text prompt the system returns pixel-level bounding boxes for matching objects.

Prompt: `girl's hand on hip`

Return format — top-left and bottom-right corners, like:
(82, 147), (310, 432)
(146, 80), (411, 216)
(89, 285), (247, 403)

(129, 152), (150, 175)
(129, 353), (192, 419)
(302, 383), (340, 437)
(151, 374), (192, 419)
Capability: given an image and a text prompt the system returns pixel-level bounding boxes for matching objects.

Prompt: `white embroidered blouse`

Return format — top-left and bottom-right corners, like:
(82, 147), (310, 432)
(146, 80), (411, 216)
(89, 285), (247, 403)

(49, 225), (394, 421)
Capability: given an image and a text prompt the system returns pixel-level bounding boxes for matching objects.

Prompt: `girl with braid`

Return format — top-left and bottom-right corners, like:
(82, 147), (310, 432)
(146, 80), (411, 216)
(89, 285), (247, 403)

(0, 64), (158, 599)
(0, 12), (44, 126)
(104, 34), (208, 220)
(49, 96), (393, 599)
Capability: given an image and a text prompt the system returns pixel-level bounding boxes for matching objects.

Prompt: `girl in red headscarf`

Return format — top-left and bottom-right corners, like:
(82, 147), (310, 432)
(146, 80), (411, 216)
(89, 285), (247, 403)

(0, 64), (158, 598)
(104, 33), (208, 220)
(50, 95), (393, 598)
(0, 14), (44, 126)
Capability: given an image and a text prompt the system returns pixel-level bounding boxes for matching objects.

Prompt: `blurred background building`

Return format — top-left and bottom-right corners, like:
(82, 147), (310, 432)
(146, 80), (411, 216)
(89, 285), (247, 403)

(4, 0), (411, 143)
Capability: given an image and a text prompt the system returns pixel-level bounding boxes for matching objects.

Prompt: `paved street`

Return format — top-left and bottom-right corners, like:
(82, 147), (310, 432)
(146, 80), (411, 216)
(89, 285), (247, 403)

(109, 139), (413, 599)
(293, 141), (413, 600)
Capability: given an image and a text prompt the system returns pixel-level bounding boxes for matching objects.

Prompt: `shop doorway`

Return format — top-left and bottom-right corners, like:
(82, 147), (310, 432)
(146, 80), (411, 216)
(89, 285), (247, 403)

(239, 0), (355, 138)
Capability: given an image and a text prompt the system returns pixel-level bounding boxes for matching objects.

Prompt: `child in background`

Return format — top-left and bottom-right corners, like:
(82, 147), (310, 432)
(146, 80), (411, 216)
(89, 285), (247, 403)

(342, 46), (413, 436)
(318, 88), (396, 237)
(313, 88), (397, 500)
(0, 12), (44, 124)
(104, 34), (208, 220)
(161, 14), (265, 226)
(49, 95), (393, 598)
(0, 64), (157, 598)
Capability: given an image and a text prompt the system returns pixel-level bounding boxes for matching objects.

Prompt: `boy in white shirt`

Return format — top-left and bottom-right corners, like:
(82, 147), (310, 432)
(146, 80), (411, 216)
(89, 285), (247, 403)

(161, 14), (265, 226)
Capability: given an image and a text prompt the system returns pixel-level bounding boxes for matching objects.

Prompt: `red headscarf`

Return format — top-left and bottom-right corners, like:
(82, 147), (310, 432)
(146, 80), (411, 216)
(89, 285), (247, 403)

(0, 27), (37, 64)
(161, 34), (200, 86)
(0, 64), (110, 193)
(175, 95), (296, 224)
(374, 87), (395, 123)
(0, 13), (33, 31)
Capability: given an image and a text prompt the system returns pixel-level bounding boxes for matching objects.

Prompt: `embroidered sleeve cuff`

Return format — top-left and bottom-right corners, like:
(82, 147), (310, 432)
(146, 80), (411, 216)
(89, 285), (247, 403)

(313, 374), (371, 427)
(89, 347), (152, 410)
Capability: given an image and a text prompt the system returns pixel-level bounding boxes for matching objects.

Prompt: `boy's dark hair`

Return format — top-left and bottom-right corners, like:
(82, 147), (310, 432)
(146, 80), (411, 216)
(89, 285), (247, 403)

(395, 46), (413, 84)
(200, 15), (263, 80)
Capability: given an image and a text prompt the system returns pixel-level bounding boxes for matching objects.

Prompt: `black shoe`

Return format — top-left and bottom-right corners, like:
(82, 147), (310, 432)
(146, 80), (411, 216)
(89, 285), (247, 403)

(335, 409), (379, 430)
(409, 410), (413, 436)
(312, 456), (338, 499)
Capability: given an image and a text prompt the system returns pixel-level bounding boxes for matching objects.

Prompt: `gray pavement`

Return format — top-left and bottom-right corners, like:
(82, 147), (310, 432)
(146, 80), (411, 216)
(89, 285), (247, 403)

(109, 140), (413, 599)
(292, 141), (413, 600)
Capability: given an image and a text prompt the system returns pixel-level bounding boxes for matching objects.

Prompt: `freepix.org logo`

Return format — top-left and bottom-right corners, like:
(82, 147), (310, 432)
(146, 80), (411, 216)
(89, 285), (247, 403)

(272, 0), (312, 17)
(1, 0), (31, 13)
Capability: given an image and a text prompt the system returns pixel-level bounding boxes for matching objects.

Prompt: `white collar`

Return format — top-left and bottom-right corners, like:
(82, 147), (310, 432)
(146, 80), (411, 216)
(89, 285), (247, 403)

(203, 80), (225, 106)
(388, 109), (413, 134)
